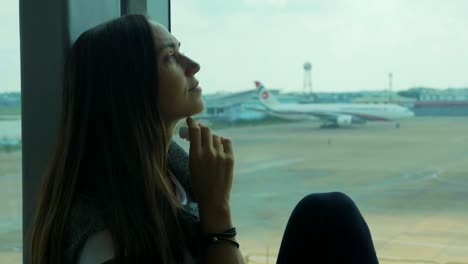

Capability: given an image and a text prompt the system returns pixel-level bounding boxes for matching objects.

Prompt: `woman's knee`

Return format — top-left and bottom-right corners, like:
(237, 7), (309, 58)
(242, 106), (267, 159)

(293, 192), (361, 221)
(297, 192), (355, 209)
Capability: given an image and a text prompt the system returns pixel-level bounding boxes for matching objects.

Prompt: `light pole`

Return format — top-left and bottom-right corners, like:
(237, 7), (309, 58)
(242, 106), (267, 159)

(303, 62), (312, 98)
(388, 72), (393, 102)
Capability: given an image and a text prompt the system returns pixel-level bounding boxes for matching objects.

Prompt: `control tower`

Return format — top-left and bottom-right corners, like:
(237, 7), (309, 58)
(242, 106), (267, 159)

(300, 61), (317, 103)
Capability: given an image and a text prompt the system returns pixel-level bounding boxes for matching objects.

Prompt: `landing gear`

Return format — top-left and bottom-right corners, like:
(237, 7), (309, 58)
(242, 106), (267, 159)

(320, 123), (339, 129)
(395, 122), (400, 129)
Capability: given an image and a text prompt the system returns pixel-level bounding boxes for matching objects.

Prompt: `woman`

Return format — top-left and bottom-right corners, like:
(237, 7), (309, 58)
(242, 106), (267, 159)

(28, 14), (379, 264)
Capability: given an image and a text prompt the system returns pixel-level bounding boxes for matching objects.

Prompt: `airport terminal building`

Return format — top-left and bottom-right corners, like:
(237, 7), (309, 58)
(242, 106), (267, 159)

(414, 89), (468, 116)
(196, 89), (284, 123)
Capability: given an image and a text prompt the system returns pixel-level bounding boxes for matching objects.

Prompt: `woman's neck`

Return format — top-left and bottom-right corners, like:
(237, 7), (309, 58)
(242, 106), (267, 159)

(163, 120), (177, 149)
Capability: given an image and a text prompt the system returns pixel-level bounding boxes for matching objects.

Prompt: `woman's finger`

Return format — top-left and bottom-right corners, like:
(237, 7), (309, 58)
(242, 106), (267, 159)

(186, 117), (201, 151)
(212, 134), (223, 153)
(198, 122), (212, 148)
(221, 137), (233, 155)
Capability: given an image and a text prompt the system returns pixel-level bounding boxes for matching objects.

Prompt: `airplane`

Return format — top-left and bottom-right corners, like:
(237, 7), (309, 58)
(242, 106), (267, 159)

(253, 81), (414, 128)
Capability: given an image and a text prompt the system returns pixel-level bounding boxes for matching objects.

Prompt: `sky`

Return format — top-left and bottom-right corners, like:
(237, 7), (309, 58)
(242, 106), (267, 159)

(171, 0), (468, 93)
(0, 1), (20, 93)
(1, 0), (468, 93)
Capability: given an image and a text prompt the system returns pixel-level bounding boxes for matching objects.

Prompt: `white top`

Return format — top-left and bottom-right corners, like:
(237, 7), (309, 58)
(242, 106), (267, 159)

(171, 172), (188, 206)
(77, 174), (189, 264)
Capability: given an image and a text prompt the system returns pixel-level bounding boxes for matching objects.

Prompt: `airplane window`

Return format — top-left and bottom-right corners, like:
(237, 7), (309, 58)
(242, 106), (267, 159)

(169, 1), (468, 263)
(0, 0), (22, 262)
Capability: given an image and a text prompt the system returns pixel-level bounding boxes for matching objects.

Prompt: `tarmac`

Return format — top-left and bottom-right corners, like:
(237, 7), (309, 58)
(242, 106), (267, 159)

(1, 116), (468, 263)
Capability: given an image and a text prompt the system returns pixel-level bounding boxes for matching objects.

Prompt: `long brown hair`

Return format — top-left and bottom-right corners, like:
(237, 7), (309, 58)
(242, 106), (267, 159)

(28, 14), (185, 263)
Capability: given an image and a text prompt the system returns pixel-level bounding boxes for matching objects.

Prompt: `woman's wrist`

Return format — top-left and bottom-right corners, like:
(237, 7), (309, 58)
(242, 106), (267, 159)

(199, 203), (233, 234)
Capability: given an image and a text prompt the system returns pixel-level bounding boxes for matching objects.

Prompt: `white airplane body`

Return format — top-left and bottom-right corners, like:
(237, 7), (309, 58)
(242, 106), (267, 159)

(254, 81), (414, 127)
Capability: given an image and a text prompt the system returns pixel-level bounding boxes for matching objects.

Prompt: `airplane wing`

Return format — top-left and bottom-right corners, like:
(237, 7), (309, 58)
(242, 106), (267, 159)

(256, 105), (368, 125)
(282, 110), (366, 123)
(245, 106), (316, 121)
(247, 105), (341, 122)
(304, 111), (367, 123)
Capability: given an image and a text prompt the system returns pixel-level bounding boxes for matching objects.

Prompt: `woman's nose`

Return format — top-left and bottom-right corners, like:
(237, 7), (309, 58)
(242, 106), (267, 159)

(185, 58), (200, 76)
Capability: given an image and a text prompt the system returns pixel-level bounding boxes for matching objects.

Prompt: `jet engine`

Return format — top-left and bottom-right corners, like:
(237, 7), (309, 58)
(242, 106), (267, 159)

(336, 115), (352, 127)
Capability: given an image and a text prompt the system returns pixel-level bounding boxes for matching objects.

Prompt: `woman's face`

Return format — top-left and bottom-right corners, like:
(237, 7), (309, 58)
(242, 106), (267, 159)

(150, 22), (204, 123)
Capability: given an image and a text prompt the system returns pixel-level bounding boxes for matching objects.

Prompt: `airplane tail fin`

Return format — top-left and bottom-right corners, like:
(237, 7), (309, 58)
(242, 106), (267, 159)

(255, 81), (279, 108)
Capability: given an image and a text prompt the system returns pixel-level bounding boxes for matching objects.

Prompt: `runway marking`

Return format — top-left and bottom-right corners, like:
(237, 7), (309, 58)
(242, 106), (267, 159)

(378, 256), (441, 263)
(237, 158), (304, 175)
(375, 239), (468, 250)
(361, 167), (468, 193)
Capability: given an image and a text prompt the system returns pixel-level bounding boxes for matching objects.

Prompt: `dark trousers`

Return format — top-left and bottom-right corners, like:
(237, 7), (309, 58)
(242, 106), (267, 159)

(276, 192), (379, 264)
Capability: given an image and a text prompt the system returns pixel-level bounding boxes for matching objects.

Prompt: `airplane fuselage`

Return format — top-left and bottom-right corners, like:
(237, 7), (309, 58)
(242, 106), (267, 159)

(254, 81), (415, 126)
(271, 103), (414, 121)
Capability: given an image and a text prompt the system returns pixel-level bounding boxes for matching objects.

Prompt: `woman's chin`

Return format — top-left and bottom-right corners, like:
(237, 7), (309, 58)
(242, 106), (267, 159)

(173, 100), (204, 121)
(191, 100), (205, 116)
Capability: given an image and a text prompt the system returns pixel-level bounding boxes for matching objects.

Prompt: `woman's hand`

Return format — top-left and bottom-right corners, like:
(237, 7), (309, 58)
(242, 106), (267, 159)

(185, 117), (235, 233)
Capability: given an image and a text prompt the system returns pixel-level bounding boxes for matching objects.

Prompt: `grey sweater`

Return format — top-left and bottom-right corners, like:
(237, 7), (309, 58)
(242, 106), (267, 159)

(63, 141), (202, 263)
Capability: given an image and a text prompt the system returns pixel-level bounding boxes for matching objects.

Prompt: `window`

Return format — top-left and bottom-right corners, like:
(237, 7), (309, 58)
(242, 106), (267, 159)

(0, 0), (22, 263)
(171, 1), (468, 263)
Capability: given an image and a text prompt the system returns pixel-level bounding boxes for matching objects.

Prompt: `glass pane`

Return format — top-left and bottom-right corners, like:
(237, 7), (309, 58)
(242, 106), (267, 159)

(0, 0), (23, 263)
(171, 1), (468, 263)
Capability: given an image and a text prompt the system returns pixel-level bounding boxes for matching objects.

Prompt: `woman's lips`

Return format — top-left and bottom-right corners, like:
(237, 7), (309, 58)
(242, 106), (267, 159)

(189, 86), (202, 92)
(189, 82), (200, 91)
